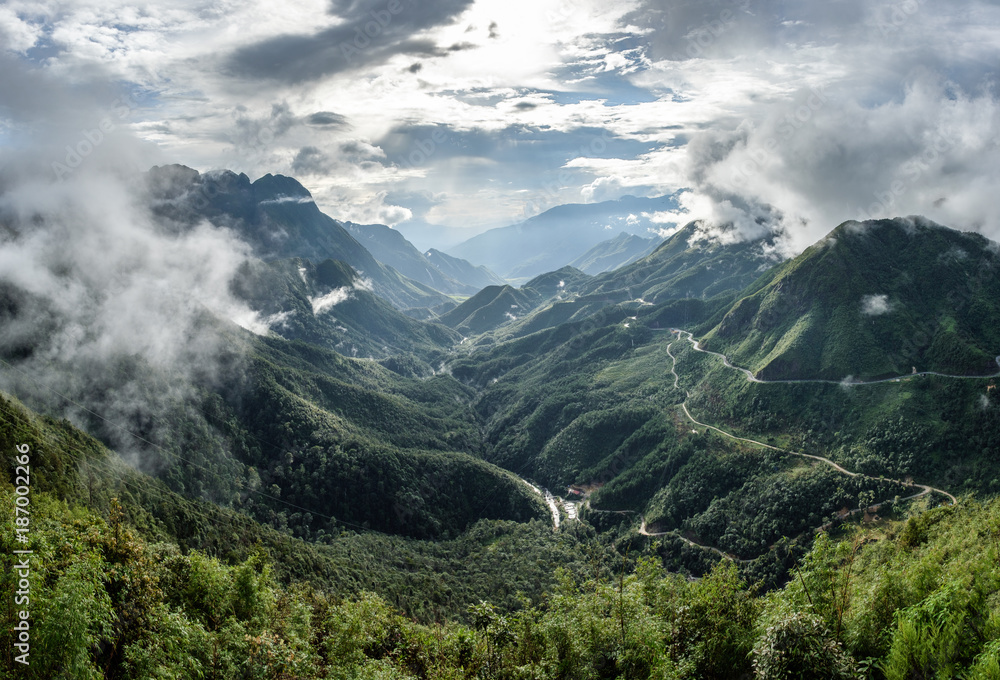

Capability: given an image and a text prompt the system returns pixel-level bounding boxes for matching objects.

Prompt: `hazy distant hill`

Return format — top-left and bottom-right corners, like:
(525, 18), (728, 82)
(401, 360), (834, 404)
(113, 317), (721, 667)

(447, 194), (679, 281)
(568, 232), (662, 274)
(146, 165), (451, 310)
(393, 218), (484, 252)
(342, 221), (503, 295)
(424, 248), (506, 290)
(699, 217), (1000, 380)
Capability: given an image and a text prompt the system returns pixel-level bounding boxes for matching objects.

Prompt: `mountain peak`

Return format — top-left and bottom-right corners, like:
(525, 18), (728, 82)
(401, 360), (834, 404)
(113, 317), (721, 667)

(251, 173), (313, 201)
(702, 218), (1000, 380)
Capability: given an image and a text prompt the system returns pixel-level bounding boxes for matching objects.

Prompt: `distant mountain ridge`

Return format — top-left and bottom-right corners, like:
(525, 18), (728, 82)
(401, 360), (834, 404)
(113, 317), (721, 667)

(341, 221), (504, 295)
(440, 221), (777, 341)
(579, 221), (777, 303)
(568, 232), (663, 274)
(447, 194), (680, 281)
(424, 248), (506, 291)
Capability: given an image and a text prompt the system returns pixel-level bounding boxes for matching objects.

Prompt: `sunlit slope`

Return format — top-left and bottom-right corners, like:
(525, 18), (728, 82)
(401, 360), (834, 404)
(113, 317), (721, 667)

(700, 218), (1000, 380)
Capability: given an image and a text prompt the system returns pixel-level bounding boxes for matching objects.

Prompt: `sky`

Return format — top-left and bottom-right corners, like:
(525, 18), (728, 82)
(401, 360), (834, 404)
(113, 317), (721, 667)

(1, 0), (1000, 254)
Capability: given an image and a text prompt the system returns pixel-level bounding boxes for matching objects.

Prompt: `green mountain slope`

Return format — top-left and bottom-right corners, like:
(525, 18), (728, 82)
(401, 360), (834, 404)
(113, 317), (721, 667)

(184, 328), (548, 539)
(438, 267), (593, 337)
(438, 285), (543, 336)
(579, 221), (778, 304)
(8, 401), (1000, 679)
(700, 217), (1000, 380)
(231, 257), (458, 364)
(0, 389), (601, 628)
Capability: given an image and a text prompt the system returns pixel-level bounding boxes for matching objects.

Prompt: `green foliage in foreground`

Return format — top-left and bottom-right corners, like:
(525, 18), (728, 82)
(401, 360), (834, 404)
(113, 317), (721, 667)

(5, 483), (1000, 678)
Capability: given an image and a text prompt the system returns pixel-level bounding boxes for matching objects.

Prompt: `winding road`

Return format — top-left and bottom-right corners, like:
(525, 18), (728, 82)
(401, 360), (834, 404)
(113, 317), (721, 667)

(615, 329), (961, 562)
(672, 329), (1000, 386)
(526, 328), (967, 554)
(664, 329), (958, 506)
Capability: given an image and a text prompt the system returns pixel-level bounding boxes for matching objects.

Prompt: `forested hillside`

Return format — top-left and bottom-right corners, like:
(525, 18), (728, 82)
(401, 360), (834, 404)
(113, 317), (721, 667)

(699, 217), (1000, 380)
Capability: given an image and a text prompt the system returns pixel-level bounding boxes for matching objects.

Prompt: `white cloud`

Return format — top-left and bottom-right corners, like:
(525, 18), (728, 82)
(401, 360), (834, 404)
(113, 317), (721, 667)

(310, 287), (353, 314)
(861, 294), (892, 316)
(0, 6), (43, 53)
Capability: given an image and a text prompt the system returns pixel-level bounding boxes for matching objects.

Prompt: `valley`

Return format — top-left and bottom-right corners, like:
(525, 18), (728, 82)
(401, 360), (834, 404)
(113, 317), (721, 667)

(2, 175), (999, 677)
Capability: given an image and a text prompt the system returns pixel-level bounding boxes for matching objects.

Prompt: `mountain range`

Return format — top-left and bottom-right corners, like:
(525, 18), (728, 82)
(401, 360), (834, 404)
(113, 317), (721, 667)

(146, 165), (454, 310)
(4, 165), (1000, 678)
(446, 194), (680, 281)
(340, 220), (504, 295)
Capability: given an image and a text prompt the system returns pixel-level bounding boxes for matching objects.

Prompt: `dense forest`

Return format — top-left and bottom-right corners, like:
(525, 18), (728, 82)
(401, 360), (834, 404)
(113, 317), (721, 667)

(4, 470), (1000, 678)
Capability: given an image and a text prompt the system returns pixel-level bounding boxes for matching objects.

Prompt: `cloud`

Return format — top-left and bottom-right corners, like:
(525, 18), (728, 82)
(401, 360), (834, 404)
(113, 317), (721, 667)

(0, 6), (43, 53)
(224, 0), (476, 83)
(0, 57), (265, 473)
(310, 286), (353, 314)
(674, 72), (1000, 254)
(3, 0), (1000, 256)
(306, 111), (349, 127)
(861, 294), (892, 316)
(0, 165), (269, 463)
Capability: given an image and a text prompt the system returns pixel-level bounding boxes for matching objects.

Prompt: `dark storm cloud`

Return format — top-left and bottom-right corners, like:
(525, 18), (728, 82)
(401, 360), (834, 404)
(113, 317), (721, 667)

(306, 111), (349, 127)
(623, 0), (869, 61)
(224, 0), (475, 83)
